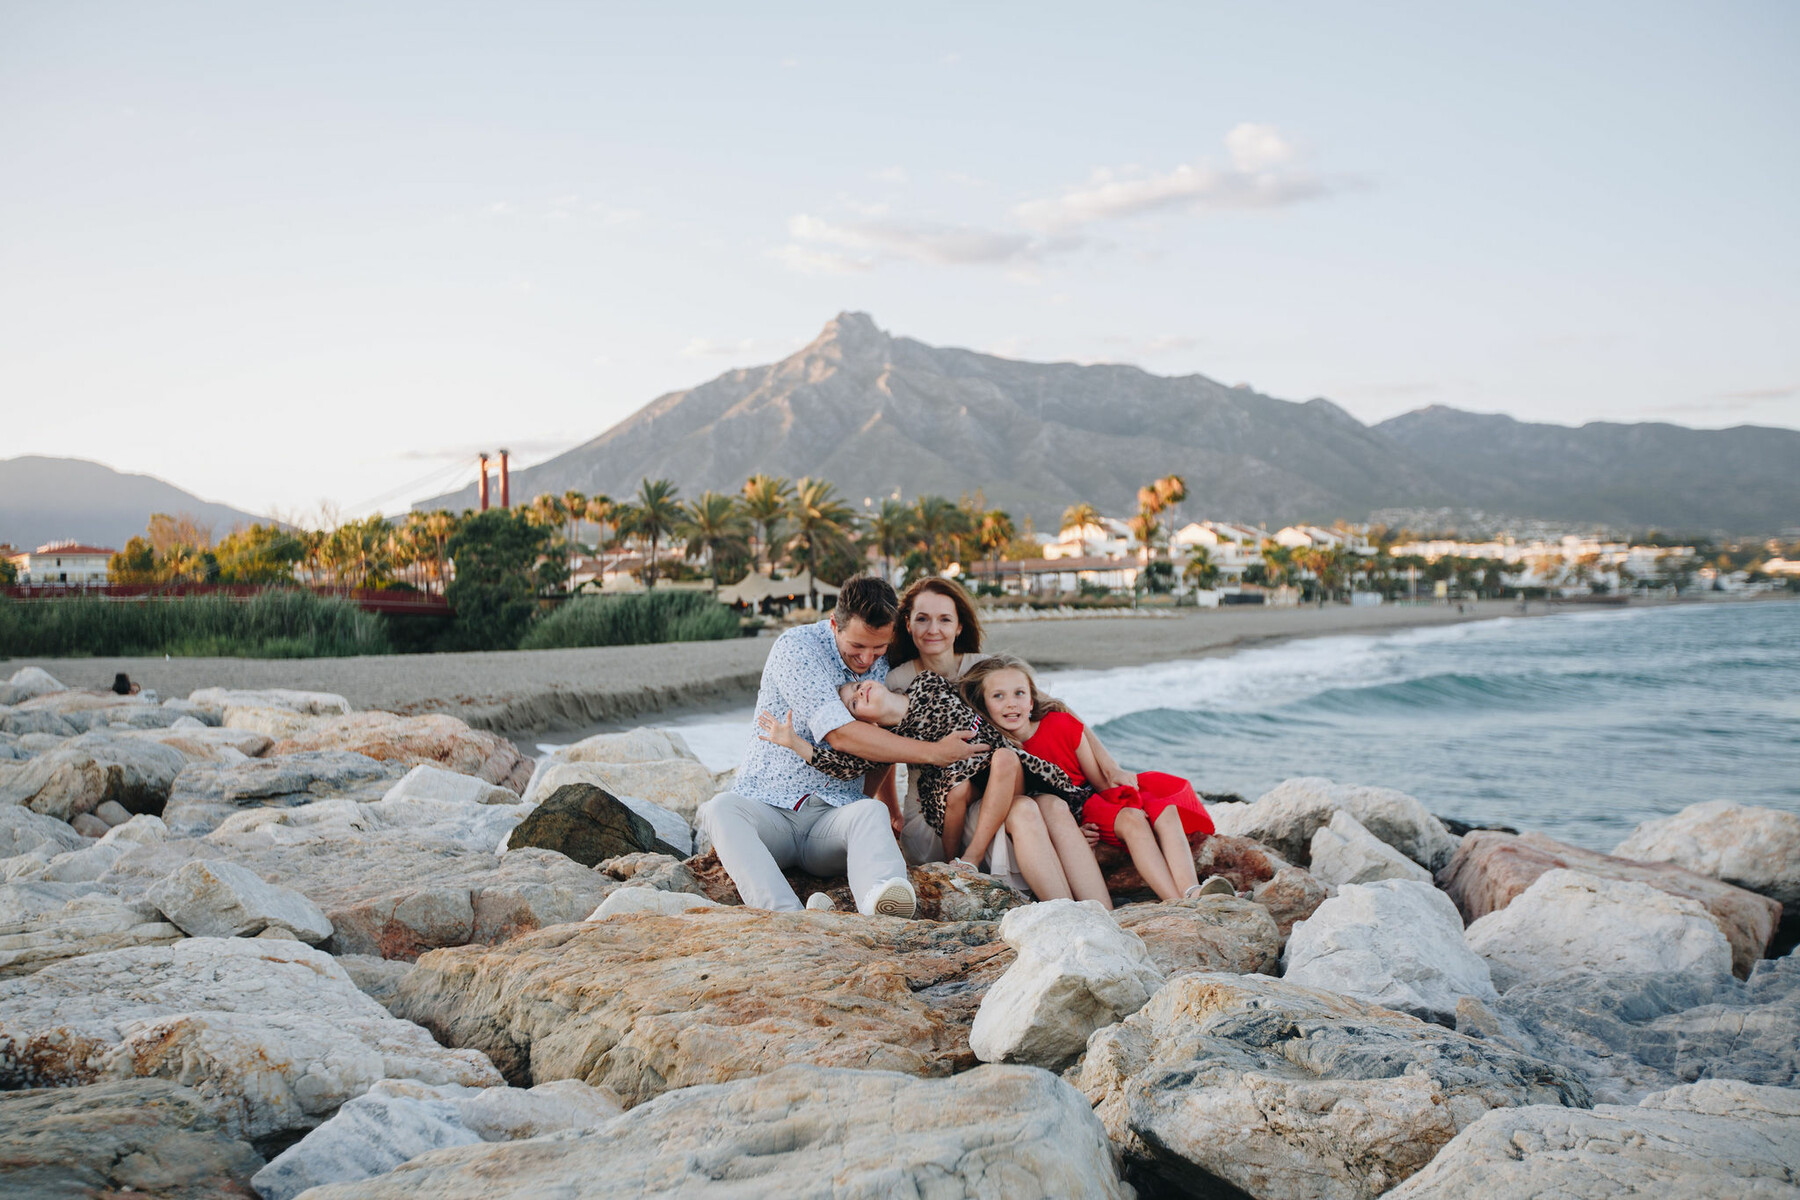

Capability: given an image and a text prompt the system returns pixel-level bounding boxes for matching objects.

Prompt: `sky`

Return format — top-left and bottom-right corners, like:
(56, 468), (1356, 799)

(2, 1), (1796, 521)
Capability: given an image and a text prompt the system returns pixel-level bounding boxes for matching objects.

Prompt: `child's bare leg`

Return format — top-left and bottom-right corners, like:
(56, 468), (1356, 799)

(1003, 799), (1071, 901)
(939, 783), (972, 866)
(959, 750), (1022, 867)
(1035, 795), (1112, 909)
(1115, 807), (1179, 900)
(1154, 807), (1201, 895)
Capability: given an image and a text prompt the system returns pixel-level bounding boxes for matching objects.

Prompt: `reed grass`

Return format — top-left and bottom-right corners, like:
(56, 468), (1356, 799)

(0, 590), (391, 658)
(519, 589), (741, 649)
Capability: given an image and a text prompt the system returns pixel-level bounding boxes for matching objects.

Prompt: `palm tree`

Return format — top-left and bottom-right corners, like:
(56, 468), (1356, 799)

(786, 477), (859, 608)
(1061, 502), (1102, 550)
(584, 494), (614, 584)
(423, 510), (456, 594)
(1261, 542), (1294, 589)
(627, 478), (683, 587)
(911, 495), (968, 573)
(742, 474), (792, 573)
(867, 499), (915, 583)
(679, 491), (752, 584)
(562, 490), (588, 587)
(1183, 545), (1219, 591)
(977, 509), (1017, 591)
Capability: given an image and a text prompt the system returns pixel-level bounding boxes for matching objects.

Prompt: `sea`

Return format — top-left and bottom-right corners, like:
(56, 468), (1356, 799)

(570, 600), (1800, 855)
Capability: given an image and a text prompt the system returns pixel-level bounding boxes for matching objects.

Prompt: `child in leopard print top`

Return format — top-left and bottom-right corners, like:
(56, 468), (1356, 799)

(756, 670), (1087, 870)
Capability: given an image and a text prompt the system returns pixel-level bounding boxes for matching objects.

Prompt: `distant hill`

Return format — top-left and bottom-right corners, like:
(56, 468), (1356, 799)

(0, 456), (274, 552)
(415, 313), (1799, 535)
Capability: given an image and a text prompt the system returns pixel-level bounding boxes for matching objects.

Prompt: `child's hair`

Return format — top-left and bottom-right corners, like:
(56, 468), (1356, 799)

(959, 653), (1071, 726)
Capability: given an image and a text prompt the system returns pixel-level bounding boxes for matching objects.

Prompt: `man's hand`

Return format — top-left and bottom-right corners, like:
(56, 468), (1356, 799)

(926, 728), (990, 765)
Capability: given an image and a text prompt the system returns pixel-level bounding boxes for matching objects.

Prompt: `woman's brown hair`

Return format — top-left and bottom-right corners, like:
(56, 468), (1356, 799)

(958, 653), (1070, 728)
(885, 576), (984, 666)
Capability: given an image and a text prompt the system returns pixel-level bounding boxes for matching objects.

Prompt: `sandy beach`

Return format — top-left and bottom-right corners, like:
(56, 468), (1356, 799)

(3, 599), (1563, 736)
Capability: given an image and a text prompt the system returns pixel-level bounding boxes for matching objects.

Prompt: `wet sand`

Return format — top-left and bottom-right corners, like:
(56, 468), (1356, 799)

(5, 599), (1550, 736)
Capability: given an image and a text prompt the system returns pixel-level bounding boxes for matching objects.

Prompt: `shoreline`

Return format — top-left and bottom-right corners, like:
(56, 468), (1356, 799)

(1, 597), (1592, 739)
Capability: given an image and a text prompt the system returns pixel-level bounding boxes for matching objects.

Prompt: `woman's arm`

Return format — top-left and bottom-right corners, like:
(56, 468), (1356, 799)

(1078, 729), (1136, 790)
(758, 711), (876, 781)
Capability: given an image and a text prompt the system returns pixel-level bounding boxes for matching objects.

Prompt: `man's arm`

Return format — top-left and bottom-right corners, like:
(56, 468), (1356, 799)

(825, 719), (986, 766)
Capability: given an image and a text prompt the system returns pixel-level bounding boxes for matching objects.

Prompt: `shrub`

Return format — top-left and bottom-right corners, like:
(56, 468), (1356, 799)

(0, 589), (389, 658)
(520, 590), (740, 650)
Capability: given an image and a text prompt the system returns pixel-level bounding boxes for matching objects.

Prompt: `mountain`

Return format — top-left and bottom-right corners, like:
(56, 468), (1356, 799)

(419, 313), (1800, 535)
(0, 456), (274, 552)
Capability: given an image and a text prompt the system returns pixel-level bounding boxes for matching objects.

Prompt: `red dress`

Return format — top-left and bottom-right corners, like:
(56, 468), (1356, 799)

(1021, 711), (1214, 848)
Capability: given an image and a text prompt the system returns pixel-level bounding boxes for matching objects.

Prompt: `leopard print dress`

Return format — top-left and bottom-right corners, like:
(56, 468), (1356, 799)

(804, 671), (1089, 833)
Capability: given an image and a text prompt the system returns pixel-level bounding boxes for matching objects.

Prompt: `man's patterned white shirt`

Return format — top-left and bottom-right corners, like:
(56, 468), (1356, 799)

(735, 619), (887, 808)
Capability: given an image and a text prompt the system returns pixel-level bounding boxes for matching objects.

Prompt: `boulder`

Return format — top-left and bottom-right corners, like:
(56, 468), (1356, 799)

(122, 723), (273, 762)
(94, 798), (133, 825)
(1385, 1079), (1800, 1199)
(680, 850), (1030, 922)
(3, 665), (67, 701)
(595, 851), (706, 896)
(382, 763), (522, 807)
(588, 886), (720, 918)
(1113, 895), (1281, 976)
(1489, 953), (1800, 1104)
(0, 804), (85, 859)
(7, 813), (169, 883)
(0, 1078), (264, 1199)
(207, 787), (522, 855)
(0, 731), (187, 820)
(336, 953), (414, 1012)
(0, 880), (184, 976)
(161, 751), (406, 836)
(70, 811), (110, 838)
(1437, 829), (1779, 977)
(296, 1063), (1129, 1200)
(1078, 972), (1590, 1200)
(518, 761), (695, 853)
(530, 726), (699, 785)
(1309, 809), (1434, 886)
(222, 705), (325, 739)
(252, 1076), (627, 1200)
(146, 858), (333, 942)
(188, 686), (353, 717)
(1282, 879), (1496, 1024)
(0, 938), (502, 1139)
(1214, 777), (1461, 870)
(391, 909), (1013, 1104)
(0, 705), (80, 737)
(270, 712), (532, 794)
(506, 782), (685, 865)
(1100, 831), (1290, 897)
(1614, 799), (1800, 908)
(524, 757), (718, 824)
(1464, 868), (1735, 991)
(1251, 863), (1330, 937)
(970, 898), (1164, 1069)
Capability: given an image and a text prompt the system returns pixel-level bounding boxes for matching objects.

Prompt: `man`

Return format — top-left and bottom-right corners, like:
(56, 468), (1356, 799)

(696, 577), (987, 916)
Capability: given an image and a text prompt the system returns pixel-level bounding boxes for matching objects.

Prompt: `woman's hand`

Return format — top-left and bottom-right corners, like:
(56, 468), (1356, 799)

(1081, 822), (1102, 848)
(756, 711), (803, 752)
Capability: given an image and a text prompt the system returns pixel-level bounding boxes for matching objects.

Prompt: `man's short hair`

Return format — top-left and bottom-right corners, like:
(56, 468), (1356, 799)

(833, 576), (899, 630)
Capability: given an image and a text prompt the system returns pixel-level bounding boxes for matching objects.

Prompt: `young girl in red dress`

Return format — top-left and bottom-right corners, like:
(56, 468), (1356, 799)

(961, 654), (1232, 902)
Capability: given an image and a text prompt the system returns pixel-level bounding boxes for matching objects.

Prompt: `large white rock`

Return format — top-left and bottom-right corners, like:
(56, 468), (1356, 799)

(383, 763), (522, 808)
(1386, 1079), (1800, 1199)
(970, 898), (1164, 1068)
(1614, 799), (1800, 907)
(189, 687), (352, 717)
(0, 805), (85, 860)
(221, 705), (323, 739)
(517, 761), (694, 854)
(0, 732), (187, 821)
(7, 813), (169, 883)
(524, 758), (717, 824)
(587, 886), (720, 919)
(1283, 879), (1497, 1023)
(254, 1075), (626, 1198)
(4, 667), (67, 701)
(121, 723), (273, 762)
(0, 938), (502, 1139)
(0, 881), (184, 976)
(147, 858), (333, 942)
(209, 791), (523, 855)
(553, 726), (699, 768)
(1465, 868), (1734, 991)
(1310, 809), (1434, 886)
(1216, 776), (1461, 871)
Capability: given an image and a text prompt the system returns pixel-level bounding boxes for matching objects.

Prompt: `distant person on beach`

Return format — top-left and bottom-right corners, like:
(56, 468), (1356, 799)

(881, 577), (1133, 881)
(695, 578), (986, 917)
(963, 654), (1233, 903)
(757, 669), (1098, 902)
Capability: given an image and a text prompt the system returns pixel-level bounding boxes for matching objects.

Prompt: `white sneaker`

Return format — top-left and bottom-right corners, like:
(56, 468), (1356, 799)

(805, 893), (836, 912)
(1183, 875), (1236, 899)
(859, 876), (917, 918)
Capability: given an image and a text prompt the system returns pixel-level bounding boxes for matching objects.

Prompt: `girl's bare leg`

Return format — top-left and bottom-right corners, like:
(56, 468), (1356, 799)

(1003, 799), (1072, 901)
(959, 750), (1022, 867)
(1115, 808), (1179, 900)
(1154, 807), (1202, 896)
(940, 783), (972, 866)
(1035, 795), (1112, 909)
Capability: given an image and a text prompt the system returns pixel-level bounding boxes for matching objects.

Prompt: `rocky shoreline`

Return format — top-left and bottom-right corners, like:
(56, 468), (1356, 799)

(2, 663), (1795, 1198)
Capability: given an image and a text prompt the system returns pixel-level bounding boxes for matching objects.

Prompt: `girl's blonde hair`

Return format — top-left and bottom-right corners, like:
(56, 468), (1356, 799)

(959, 653), (1071, 729)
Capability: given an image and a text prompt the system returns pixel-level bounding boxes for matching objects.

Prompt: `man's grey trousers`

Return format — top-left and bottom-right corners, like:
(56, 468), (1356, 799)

(696, 791), (907, 912)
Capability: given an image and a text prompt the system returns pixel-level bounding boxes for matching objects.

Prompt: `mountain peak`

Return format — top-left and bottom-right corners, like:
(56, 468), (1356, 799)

(810, 311), (888, 350)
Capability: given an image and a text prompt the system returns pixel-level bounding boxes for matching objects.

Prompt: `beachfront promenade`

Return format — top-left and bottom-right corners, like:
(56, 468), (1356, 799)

(8, 599), (1538, 736)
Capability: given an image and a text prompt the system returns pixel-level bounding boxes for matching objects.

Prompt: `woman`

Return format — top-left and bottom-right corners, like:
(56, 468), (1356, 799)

(882, 578), (1120, 902)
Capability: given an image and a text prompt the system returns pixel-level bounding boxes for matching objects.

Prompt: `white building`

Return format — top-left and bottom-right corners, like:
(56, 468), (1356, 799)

(8, 541), (115, 585)
(1046, 517), (1134, 560)
(1273, 525), (1374, 554)
(1171, 521), (1266, 585)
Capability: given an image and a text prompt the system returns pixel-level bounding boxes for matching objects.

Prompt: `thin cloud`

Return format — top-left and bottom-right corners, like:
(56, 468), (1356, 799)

(1013, 123), (1338, 233)
(786, 213), (1046, 267)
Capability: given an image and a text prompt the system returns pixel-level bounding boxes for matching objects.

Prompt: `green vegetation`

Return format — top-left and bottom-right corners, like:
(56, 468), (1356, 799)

(444, 509), (551, 651)
(520, 590), (741, 649)
(0, 589), (389, 658)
